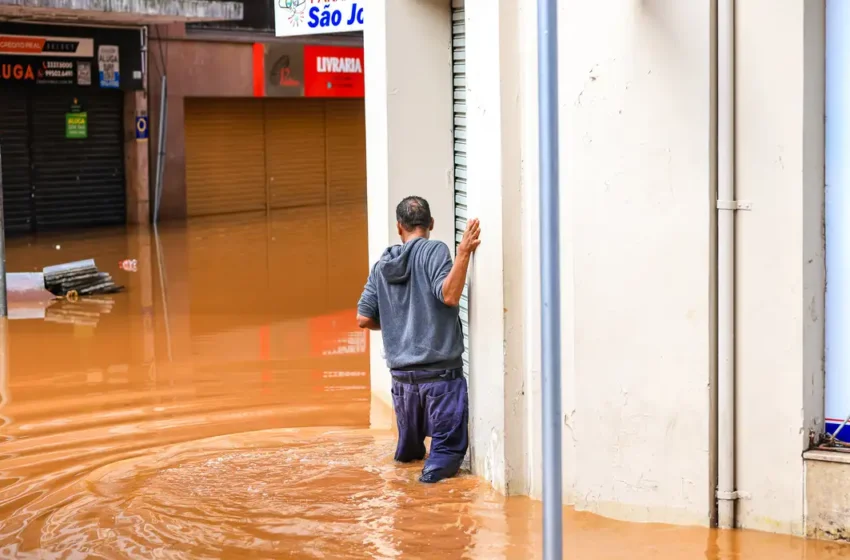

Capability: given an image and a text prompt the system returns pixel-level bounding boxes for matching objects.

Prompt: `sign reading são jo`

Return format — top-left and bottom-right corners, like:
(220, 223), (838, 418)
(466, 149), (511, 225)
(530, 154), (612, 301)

(275, 0), (364, 37)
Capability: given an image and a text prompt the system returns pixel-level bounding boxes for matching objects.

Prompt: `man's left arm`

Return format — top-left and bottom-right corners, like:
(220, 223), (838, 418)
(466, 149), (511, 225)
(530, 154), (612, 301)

(356, 266), (381, 330)
(426, 242), (456, 305)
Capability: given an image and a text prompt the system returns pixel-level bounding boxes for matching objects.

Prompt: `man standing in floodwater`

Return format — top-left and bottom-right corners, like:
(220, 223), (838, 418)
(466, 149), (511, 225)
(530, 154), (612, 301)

(356, 196), (481, 483)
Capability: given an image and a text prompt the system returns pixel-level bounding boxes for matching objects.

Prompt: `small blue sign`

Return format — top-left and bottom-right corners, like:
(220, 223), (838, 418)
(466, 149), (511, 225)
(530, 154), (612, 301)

(98, 45), (120, 89)
(135, 116), (149, 141)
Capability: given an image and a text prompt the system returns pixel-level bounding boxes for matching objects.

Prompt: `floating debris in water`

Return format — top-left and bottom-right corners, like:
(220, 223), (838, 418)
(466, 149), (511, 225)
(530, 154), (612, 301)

(43, 259), (124, 298)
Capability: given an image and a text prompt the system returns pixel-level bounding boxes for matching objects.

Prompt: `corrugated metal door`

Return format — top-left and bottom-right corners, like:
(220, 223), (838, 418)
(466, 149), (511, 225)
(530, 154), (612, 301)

(452, 0), (469, 376)
(185, 98), (366, 217)
(326, 99), (367, 309)
(0, 89), (33, 234)
(30, 90), (126, 230)
(326, 99), (366, 206)
(185, 98), (266, 217)
(264, 98), (327, 210)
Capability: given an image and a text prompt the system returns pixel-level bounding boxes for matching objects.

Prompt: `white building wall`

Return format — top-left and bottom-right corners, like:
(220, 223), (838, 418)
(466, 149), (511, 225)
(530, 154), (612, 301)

(557, 0), (714, 526)
(362, 0), (826, 537)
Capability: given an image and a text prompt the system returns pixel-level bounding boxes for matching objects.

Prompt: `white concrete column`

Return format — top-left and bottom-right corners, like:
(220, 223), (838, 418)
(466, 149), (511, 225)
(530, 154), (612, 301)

(519, 0), (544, 500)
(363, 0), (454, 421)
(735, 0), (824, 535)
(464, 0), (527, 494)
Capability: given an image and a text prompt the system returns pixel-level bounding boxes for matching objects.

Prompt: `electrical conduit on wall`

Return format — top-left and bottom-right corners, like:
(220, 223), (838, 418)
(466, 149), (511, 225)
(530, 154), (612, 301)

(716, 0), (738, 530)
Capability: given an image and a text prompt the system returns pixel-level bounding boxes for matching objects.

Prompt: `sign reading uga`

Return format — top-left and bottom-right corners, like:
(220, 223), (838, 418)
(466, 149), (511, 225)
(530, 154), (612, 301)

(303, 45), (364, 98)
(0, 59), (77, 85)
(275, 0), (364, 37)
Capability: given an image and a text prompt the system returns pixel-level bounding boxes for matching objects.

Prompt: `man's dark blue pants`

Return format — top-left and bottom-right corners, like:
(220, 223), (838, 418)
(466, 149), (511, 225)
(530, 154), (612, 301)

(390, 369), (469, 481)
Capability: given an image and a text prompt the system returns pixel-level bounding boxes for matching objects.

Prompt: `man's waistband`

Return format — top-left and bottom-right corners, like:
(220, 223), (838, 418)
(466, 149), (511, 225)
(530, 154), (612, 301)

(390, 368), (464, 385)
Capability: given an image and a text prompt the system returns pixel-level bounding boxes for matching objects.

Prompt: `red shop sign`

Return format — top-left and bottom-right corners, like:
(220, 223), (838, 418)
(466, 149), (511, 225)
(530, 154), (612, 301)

(303, 45), (364, 98)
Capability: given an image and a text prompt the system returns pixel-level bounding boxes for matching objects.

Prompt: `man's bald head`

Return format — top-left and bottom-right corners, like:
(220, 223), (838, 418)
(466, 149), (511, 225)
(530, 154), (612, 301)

(396, 196), (433, 232)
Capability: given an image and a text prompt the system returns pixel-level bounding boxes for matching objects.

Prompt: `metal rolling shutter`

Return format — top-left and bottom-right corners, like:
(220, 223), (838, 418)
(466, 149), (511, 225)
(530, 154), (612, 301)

(325, 99), (368, 310)
(264, 98), (327, 210)
(325, 99), (367, 206)
(30, 90), (126, 230)
(185, 98), (267, 217)
(452, 0), (469, 376)
(0, 89), (33, 234)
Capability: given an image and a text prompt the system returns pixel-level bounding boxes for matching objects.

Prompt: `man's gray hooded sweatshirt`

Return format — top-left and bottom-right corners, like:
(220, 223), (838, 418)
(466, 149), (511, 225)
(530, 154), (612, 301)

(357, 237), (464, 371)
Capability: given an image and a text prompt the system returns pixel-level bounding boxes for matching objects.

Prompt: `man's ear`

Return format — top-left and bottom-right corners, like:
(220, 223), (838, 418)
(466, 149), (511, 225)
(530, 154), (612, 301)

(397, 222), (404, 237)
(429, 218), (435, 232)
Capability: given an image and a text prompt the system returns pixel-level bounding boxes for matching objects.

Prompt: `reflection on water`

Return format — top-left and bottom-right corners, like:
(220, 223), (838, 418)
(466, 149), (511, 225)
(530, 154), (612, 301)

(0, 205), (847, 558)
(44, 297), (116, 326)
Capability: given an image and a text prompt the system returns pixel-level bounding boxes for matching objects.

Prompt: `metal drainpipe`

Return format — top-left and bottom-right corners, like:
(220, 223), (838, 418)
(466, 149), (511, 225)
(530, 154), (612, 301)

(716, 0), (738, 530)
(141, 26), (149, 92)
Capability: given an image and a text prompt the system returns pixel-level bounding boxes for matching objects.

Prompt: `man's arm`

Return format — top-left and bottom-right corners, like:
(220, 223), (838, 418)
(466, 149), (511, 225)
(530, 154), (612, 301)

(440, 218), (481, 307)
(356, 265), (381, 330)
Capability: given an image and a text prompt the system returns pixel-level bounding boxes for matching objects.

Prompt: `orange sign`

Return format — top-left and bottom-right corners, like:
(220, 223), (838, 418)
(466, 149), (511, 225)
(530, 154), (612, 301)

(1, 63), (35, 81)
(0, 36), (45, 54)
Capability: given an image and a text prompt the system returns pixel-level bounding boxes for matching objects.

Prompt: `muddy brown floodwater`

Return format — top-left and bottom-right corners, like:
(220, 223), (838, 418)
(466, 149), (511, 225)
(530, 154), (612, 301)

(0, 205), (847, 559)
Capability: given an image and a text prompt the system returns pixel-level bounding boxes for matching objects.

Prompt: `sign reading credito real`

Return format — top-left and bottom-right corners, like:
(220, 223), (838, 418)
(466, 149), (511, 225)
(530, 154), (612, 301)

(275, 0), (364, 37)
(0, 35), (94, 57)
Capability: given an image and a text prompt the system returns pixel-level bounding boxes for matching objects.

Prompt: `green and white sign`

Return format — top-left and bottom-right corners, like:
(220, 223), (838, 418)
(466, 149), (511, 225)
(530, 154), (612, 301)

(65, 112), (87, 139)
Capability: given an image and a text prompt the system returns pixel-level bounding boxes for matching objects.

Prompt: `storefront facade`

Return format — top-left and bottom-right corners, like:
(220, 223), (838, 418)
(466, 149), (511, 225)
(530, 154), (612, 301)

(183, 44), (365, 217)
(148, 23), (365, 220)
(0, 23), (146, 233)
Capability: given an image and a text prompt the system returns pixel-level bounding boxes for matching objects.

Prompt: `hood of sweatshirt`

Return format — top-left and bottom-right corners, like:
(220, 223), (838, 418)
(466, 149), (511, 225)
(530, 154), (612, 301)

(378, 237), (425, 285)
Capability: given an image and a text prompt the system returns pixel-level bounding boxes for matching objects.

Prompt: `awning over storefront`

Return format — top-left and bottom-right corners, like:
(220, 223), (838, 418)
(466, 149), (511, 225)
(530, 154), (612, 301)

(0, 0), (242, 24)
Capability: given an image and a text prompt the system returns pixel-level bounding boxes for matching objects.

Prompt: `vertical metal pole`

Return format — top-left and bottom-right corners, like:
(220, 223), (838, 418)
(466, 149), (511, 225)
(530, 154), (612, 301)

(0, 147), (8, 318)
(153, 75), (168, 224)
(538, 0), (562, 558)
(141, 27), (149, 92)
